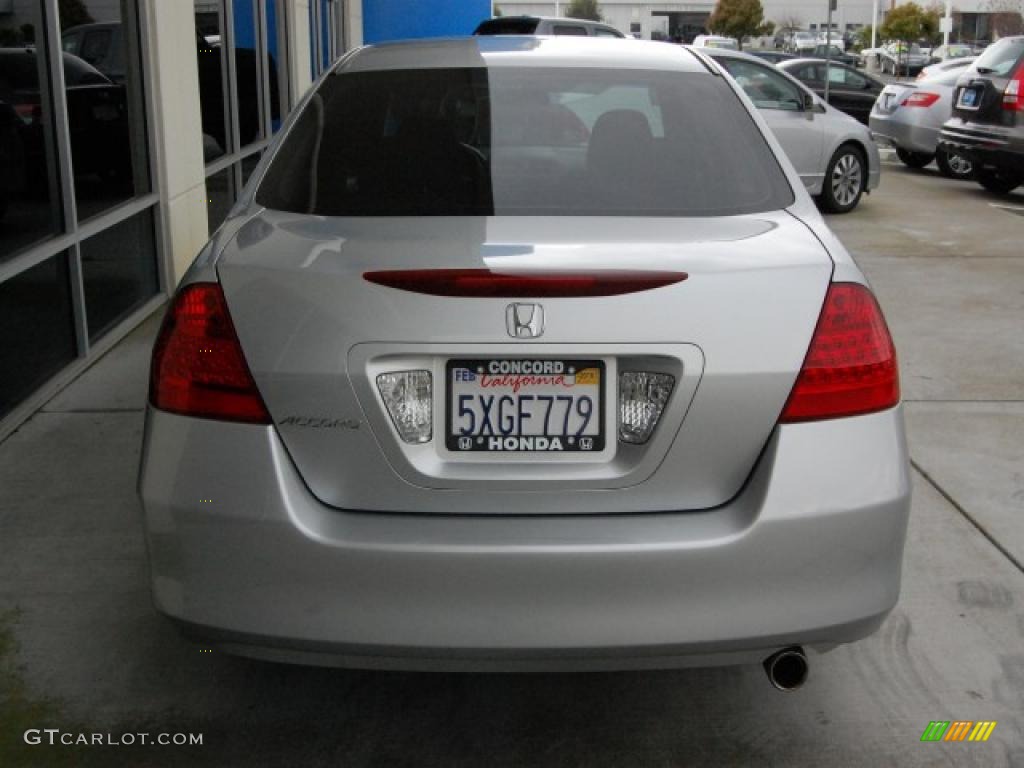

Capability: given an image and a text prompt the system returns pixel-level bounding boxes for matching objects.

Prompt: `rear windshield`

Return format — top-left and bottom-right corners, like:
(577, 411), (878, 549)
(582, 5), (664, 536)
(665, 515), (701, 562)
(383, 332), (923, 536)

(474, 19), (540, 35)
(256, 66), (794, 217)
(974, 37), (1024, 77)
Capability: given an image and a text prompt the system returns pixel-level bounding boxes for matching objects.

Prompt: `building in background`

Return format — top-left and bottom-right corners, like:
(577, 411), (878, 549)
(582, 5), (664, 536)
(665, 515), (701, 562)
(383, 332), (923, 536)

(0, 0), (488, 437)
(497, 1), (1006, 44)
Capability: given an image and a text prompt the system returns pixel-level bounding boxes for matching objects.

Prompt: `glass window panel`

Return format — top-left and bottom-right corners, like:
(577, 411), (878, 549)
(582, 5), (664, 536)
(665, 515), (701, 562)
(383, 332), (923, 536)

(206, 166), (234, 234)
(196, 1), (228, 162)
(309, 2), (318, 77)
(266, 0), (283, 132)
(257, 68), (794, 217)
(321, 0), (332, 72)
(233, 0), (264, 148)
(0, 1), (64, 262)
(61, 1), (151, 222)
(80, 207), (158, 341)
(241, 152), (261, 186)
(0, 253), (77, 419)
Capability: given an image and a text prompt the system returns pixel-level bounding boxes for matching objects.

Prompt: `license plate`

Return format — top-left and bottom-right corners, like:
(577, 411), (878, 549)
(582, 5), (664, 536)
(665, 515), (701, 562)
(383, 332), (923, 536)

(446, 358), (605, 453)
(957, 87), (980, 109)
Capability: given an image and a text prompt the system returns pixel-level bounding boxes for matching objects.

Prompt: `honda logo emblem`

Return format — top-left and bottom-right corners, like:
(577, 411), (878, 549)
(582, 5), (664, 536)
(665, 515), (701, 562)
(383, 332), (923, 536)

(506, 303), (544, 339)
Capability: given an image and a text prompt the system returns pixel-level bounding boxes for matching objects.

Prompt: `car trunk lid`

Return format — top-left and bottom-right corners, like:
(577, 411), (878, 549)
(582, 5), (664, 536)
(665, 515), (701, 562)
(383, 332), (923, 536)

(216, 210), (833, 514)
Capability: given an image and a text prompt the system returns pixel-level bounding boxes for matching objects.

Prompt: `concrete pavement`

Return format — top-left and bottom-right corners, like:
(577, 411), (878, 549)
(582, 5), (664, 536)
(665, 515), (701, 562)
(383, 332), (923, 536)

(0, 163), (1022, 767)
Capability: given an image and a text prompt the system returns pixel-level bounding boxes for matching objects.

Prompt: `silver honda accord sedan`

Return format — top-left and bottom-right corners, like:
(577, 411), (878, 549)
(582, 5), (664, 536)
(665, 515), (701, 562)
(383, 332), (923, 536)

(139, 37), (910, 686)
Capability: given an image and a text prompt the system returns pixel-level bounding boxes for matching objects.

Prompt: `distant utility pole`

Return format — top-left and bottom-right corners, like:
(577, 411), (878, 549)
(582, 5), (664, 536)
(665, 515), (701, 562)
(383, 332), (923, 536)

(942, 0), (953, 46)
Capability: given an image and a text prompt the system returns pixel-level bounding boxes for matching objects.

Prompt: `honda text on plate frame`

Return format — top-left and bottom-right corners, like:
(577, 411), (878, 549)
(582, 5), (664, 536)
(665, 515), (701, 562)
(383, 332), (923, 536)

(139, 37), (910, 682)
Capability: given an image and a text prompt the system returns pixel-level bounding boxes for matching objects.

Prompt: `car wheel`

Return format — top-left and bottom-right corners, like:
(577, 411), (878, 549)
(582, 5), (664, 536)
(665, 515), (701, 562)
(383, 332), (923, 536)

(820, 145), (866, 213)
(935, 148), (974, 180)
(976, 166), (1023, 196)
(895, 148), (934, 169)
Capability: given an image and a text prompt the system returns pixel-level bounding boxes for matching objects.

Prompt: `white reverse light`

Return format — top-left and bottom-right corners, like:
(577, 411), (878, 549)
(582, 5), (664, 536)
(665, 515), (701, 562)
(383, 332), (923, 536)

(618, 372), (675, 445)
(376, 370), (432, 444)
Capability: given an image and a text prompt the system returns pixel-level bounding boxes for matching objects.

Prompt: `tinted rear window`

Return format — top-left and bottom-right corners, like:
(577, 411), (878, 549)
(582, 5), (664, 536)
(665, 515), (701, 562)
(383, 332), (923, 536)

(474, 19), (539, 35)
(256, 66), (794, 217)
(973, 37), (1024, 77)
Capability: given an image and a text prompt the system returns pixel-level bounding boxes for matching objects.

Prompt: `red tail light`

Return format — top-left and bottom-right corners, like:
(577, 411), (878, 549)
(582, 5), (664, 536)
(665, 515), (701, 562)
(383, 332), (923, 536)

(150, 283), (270, 424)
(780, 283), (899, 423)
(1003, 61), (1024, 111)
(364, 269), (687, 298)
(901, 91), (940, 108)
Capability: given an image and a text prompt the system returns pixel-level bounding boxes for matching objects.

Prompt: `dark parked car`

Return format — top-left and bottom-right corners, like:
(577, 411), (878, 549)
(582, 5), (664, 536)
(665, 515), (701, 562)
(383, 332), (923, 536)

(809, 45), (860, 68)
(749, 50), (795, 65)
(0, 48), (131, 192)
(474, 16), (625, 37)
(62, 22), (126, 83)
(779, 58), (884, 124)
(939, 36), (1024, 195)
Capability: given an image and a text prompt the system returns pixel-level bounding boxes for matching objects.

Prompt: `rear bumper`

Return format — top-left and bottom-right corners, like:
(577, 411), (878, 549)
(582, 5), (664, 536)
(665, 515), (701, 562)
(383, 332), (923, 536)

(138, 406), (911, 671)
(870, 112), (939, 155)
(939, 122), (1024, 173)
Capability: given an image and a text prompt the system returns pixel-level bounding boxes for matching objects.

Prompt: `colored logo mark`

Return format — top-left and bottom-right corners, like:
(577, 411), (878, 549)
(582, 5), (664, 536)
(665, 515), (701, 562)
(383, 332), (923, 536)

(920, 721), (997, 742)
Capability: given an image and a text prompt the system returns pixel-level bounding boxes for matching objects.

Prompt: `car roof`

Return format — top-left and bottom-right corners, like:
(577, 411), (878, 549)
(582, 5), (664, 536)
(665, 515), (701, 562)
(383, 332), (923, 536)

(341, 37), (707, 74)
(488, 16), (609, 23)
(691, 46), (768, 63)
(780, 57), (854, 68)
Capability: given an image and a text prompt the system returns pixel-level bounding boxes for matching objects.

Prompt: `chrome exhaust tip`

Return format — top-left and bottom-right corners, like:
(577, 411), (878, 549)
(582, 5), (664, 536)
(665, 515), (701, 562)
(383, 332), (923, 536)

(763, 646), (808, 691)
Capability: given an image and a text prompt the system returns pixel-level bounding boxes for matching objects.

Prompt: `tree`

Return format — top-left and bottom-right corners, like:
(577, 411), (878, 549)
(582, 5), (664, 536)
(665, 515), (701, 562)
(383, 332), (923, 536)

(778, 13), (803, 35)
(857, 24), (874, 49)
(880, 2), (937, 43)
(707, 0), (773, 50)
(492, 3), (503, 17)
(565, 0), (602, 22)
(880, 2), (938, 68)
(58, 0), (94, 30)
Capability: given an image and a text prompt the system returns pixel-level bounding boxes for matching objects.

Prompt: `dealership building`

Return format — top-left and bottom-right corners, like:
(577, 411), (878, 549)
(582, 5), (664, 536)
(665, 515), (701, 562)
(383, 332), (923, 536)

(0, 0), (490, 437)
(500, 1), (1003, 43)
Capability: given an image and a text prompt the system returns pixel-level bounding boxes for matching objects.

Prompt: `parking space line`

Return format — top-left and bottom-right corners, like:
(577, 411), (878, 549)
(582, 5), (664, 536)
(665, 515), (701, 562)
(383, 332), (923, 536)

(911, 459), (1024, 575)
(989, 203), (1024, 216)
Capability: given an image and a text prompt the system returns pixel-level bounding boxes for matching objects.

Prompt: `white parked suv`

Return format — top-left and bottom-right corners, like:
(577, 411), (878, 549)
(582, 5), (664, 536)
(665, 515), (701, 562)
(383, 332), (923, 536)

(692, 34), (738, 50)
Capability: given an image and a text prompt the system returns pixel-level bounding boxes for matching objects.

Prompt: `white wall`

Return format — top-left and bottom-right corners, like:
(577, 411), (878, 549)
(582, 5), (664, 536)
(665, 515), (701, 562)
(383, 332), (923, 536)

(143, 0), (208, 282)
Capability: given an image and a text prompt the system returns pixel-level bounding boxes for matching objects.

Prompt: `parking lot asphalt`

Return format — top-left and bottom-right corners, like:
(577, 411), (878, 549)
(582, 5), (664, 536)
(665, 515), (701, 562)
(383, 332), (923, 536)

(1, 162), (1022, 767)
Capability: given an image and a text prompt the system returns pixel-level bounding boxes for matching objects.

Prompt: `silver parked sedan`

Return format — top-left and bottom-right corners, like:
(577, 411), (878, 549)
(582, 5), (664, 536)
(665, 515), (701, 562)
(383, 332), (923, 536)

(870, 67), (976, 179)
(140, 38), (910, 686)
(699, 47), (880, 212)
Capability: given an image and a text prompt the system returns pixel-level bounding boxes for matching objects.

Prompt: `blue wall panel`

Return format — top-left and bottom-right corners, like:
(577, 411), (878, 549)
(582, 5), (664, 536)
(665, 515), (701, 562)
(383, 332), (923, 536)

(363, 0), (491, 44)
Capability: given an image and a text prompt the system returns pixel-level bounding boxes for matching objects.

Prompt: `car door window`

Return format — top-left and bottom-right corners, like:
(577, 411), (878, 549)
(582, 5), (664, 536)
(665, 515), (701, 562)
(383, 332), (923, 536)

(62, 32), (81, 54)
(593, 28), (621, 38)
(719, 59), (803, 111)
(552, 25), (588, 36)
(797, 64), (822, 83)
(80, 30), (112, 67)
(842, 68), (868, 89)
